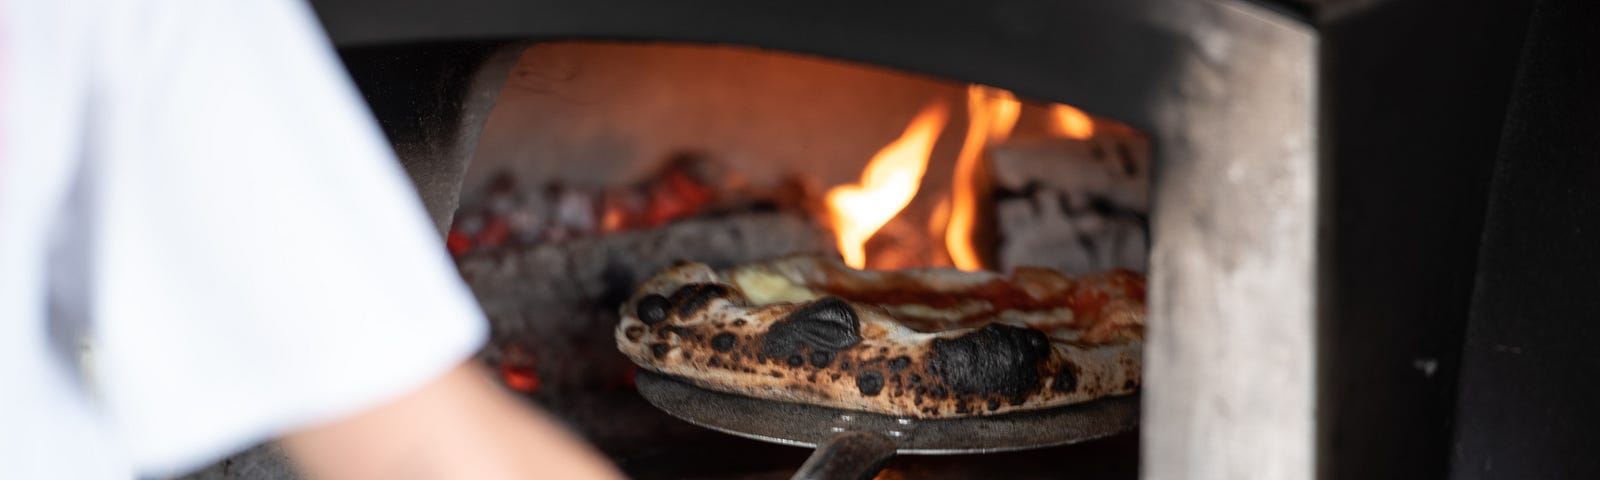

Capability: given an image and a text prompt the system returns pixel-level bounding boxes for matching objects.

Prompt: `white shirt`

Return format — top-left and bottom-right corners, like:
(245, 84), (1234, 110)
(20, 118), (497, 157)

(0, 0), (487, 477)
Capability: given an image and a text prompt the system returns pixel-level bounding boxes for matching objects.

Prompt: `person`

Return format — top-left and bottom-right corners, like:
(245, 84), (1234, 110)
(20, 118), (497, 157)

(0, 0), (622, 478)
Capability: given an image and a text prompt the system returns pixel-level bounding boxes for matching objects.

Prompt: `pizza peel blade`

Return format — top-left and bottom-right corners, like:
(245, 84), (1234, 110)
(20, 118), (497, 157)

(634, 370), (1139, 480)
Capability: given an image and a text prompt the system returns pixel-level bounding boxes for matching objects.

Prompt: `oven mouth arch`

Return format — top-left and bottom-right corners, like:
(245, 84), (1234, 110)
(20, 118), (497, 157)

(311, 0), (1223, 135)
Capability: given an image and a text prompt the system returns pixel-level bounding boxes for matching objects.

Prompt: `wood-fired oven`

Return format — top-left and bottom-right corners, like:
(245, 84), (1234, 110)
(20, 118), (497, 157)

(188, 0), (1600, 478)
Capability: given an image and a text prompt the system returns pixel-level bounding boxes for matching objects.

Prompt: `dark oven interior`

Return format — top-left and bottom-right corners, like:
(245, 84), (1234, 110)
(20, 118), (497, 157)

(453, 41), (1150, 478)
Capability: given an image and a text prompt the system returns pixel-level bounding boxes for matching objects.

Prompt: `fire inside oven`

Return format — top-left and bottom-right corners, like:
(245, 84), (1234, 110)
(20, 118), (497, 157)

(454, 42), (1149, 479)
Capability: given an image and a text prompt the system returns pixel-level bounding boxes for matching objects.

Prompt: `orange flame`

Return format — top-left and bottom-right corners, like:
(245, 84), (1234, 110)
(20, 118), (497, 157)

(872, 469), (907, 480)
(945, 85), (1022, 271)
(1050, 103), (1095, 139)
(827, 103), (950, 269)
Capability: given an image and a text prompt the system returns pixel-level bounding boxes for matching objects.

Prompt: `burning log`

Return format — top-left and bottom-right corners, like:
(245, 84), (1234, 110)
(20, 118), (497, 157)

(447, 153), (797, 257)
(986, 128), (1150, 275)
(993, 186), (1148, 275)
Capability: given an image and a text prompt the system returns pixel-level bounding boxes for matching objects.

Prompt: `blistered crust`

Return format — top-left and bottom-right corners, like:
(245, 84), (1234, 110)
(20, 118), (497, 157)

(614, 256), (1143, 418)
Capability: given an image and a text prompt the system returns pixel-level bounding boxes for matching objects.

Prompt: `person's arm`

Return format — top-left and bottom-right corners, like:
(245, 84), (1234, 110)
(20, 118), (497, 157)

(282, 362), (622, 480)
(80, 1), (618, 477)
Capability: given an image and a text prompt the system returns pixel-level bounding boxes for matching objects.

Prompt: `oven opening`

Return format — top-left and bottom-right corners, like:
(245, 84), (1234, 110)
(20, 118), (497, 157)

(452, 41), (1150, 478)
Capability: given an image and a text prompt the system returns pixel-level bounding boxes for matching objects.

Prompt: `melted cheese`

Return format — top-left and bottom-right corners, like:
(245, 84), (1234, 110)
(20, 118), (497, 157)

(733, 269), (821, 305)
(883, 301), (994, 324)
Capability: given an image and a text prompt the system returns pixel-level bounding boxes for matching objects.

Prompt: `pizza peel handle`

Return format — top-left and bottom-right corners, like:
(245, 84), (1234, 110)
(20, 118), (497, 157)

(634, 370), (1140, 480)
(792, 431), (898, 480)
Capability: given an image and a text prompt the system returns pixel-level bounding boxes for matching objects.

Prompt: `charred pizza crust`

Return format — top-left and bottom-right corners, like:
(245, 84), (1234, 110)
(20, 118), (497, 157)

(614, 255), (1143, 418)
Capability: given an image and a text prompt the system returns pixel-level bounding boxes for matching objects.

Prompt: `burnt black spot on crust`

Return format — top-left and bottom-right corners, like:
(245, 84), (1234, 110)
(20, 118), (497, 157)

(670, 284), (730, 317)
(809, 351), (834, 368)
(909, 374), (923, 383)
(1053, 365), (1079, 393)
(636, 295), (671, 325)
(650, 344), (669, 359)
(930, 386), (948, 399)
(624, 326), (645, 342)
(760, 297), (861, 360)
(787, 355), (805, 366)
(857, 372), (885, 396)
(930, 324), (1049, 403)
(888, 356), (911, 371)
(988, 399), (1002, 411)
(711, 333), (738, 352)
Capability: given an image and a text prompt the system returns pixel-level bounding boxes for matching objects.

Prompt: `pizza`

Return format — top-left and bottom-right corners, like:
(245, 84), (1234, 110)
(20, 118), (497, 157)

(613, 255), (1144, 418)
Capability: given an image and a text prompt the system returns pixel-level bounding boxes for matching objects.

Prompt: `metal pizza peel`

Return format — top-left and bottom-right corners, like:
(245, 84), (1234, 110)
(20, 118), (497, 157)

(635, 370), (1139, 480)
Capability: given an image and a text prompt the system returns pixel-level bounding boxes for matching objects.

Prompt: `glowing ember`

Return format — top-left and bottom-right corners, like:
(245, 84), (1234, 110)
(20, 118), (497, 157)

(945, 85), (1022, 271)
(1050, 103), (1095, 140)
(498, 344), (542, 394)
(872, 469), (906, 480)
(445, 228), (473, 256)
(827, 103), (949, 269)
(500, 363), (542, 393)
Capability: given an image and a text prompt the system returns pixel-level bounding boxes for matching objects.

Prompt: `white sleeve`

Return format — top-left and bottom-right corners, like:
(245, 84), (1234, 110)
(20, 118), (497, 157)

(81, 0), (487, 475)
